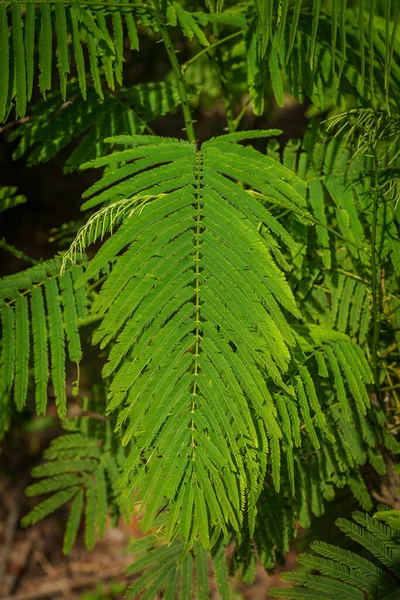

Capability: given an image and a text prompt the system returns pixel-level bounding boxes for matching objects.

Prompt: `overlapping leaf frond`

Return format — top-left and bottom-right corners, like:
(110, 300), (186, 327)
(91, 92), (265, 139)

(0, 0), (140, 121)
(374, 507), (400, 532)
(126, 535), (232, 599)
(167, 1), (211, 47)
(271, 122), (400, 355)
(61, 131), (381, 550)
(10, 80), (199, 172)
(233, 387), (395, 573)
(22, 387), (130, 553)
(270, 511), (400, 599)
(243, 9), (400, 115)
(0, 256), (87, 417)
(64, 130), (305, 547)
(254, 1), (399, 99)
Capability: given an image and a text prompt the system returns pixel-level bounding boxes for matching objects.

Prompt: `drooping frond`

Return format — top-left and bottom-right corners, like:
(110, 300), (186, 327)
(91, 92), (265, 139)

(126, 535), (232, 599)
(62, 131), (380, 550)
(269, 121), (400, 357)
(22, 391), (130, 553)
(167, 1), (210, 48)
(233, 389), (394, 572)
(241, 6), (400, 115)
(10, 80), (199, 172)
(270, 511), (400, 599)
(0, 0), (140, 120)
(327, 108), (400, 159)
(62, 195), (165, 271)
(0, 256), (87, 417)
(252, 0), (400, 101)
(63, 131), (309, 547)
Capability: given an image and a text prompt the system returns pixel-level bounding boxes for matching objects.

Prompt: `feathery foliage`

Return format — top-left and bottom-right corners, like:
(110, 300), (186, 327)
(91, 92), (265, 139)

(1, 0), (400, 595)
(0, 257), (87, 417)
(59, 131), (382, 550)
(0, 185), (26, 213)
(9, 80), (199, 172)
(0, 0), (140, 120)
(126, 535), (232, 599)
(271, 511), (400, 599)
(22, 388), (130, 553)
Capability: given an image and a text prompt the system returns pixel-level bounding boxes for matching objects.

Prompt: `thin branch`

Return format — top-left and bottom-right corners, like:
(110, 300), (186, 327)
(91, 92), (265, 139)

(181, 31), (242, 74)
(0, 239), (38, 265)
(209, 23), (235, 133)
(0, 116), (30, 134)
(233, 97), (251, 132)
(152, 0), (195, 143)
(250, 191), (369, 254)
(383, 300), (400, 320)
(371, 150), (383, 407)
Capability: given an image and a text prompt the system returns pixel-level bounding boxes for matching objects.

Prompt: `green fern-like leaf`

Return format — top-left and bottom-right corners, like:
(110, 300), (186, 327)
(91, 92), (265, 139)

(10, 80), (199, 172)
(0, 186), (26, 213)
(63, 131), (378, 550)
(63, 131), (309, 546)
(126, 535), (232, 600)
(22, 425), (127, 553)
(0, 257), (87, 416)
(270, 511), (400, 599)
(0, 0), (140, 119)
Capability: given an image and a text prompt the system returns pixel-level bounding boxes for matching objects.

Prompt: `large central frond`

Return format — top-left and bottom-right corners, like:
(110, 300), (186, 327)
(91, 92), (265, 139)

(69, 132), (305, 546)
(67, 132), (373, 548)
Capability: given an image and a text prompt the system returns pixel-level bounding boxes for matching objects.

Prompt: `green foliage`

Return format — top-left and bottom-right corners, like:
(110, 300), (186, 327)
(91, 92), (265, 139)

(270, 511), (400, 599)
(0, 185), (26, 213)
(375, 507), (400, 532)
(56, 131), (385, 552)
(4, 1), (400, 124)
(0, 0), (140, 119)
(126, 535), (231, 599)
(0, 0), (400, 596)
(80, 582), (127, 600)
(22, 388), (130, 553)
(9, 80), (199, 172)
(0, 257), (87, 419)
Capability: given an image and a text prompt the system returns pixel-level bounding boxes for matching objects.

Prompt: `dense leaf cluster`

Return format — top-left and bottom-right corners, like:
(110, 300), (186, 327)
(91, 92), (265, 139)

(0, 1), (400, 598)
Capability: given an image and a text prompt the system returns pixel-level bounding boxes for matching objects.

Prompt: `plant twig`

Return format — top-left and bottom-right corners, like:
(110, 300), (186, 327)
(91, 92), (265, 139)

(383, 300), (400, 320)
(233, 97), (252, 131)
(0, 116), (30, 134)
(371, 150), (383, 407)
(152, 0), (196, 143)
(210, 23), (235, 133)
(181, 31), (242, 74)
(0, 238), (38, 265)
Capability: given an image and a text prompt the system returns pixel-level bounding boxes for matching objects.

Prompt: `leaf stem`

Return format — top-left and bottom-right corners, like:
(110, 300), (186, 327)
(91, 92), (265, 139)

(371, 150), (383, 406)
(191, 151), (203, 460)
(250, 191), (369, 254)
(210, 23), (235, 133)
(233, 98), (251, 131)
(383, 300), (400, 320)
(181, 31), (242, 74)
(152, 0), (196, 143)
(0, 238), (38, 265)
